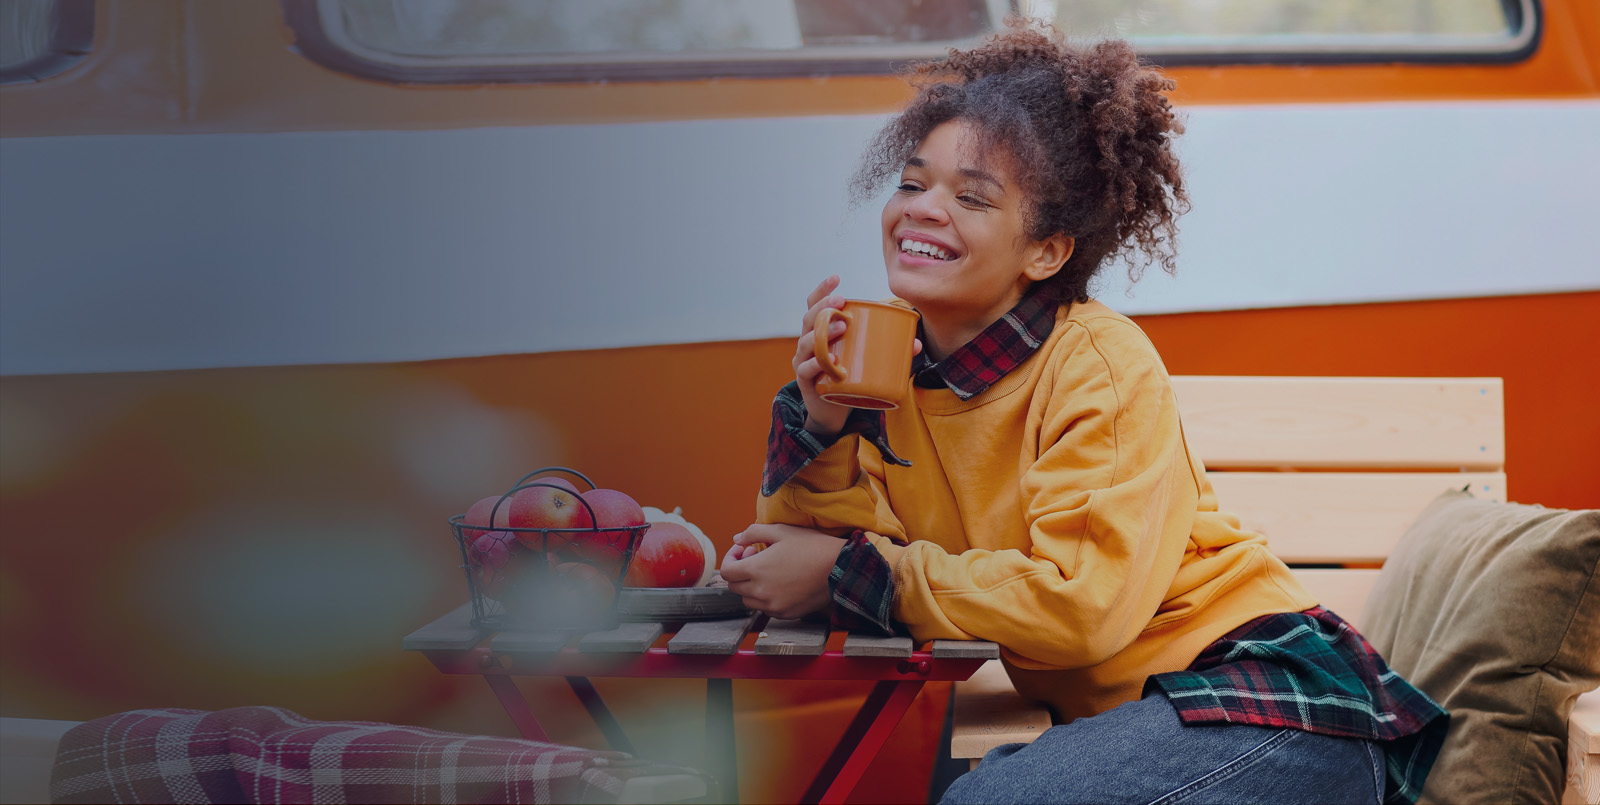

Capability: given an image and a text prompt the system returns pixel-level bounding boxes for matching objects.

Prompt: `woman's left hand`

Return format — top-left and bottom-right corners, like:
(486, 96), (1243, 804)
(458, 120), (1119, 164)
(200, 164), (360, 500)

(720, 523), (845, 620)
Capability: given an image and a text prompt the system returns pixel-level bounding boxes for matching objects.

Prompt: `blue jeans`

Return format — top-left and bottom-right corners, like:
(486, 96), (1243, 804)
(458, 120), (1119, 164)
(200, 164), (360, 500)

(940, 692), (1383, 805)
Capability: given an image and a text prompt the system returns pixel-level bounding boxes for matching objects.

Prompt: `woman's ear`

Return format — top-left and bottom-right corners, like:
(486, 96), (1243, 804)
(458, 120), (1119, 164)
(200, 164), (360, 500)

(1023, 235), (1075, 282)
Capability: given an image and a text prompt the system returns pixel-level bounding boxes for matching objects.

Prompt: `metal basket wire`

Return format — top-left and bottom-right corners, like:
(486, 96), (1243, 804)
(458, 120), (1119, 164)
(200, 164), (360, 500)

(450, 467), (648, 633)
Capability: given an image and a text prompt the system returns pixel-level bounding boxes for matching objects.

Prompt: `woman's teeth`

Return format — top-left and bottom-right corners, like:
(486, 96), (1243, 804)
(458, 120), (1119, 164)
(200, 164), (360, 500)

(900, 238), (954, 260)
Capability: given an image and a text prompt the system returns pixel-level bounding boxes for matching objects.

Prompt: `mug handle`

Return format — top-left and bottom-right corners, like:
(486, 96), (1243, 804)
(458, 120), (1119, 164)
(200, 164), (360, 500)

(813, 307), (849, 381)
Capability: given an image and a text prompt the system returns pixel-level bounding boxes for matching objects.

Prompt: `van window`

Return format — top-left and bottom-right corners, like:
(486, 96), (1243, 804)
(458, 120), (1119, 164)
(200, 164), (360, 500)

(0, 0), (93, 85)
(1043, 0), (1537, 64)
(283, 0), (1538, 85)
(284, 0), (1013, 82)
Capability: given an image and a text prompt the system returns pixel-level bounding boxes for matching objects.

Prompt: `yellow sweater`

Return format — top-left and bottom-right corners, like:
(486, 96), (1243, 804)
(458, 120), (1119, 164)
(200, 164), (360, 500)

(756, 299), (1318, 721)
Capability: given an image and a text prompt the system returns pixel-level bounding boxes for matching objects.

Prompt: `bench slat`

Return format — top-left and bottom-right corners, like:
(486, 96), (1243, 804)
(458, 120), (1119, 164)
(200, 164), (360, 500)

(1213, 472), (1505, 563)
(1572, 692), (1600, 755)
(951, 660), (1052, 759)
(1172, 377), (1503, 470)
(932, 640), (1001, 660)
(1290, 568), (1382, 629)
(1570, 692), (1600, 804)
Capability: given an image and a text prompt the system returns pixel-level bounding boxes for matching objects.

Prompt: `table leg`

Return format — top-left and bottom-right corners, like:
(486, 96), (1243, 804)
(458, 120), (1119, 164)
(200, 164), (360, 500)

(800, 681), (895, 804)
(706, 677), (738, 805)
(565, 676), (636, 755)
(809, 680), (926, 805)
(483, 674), (550, 742)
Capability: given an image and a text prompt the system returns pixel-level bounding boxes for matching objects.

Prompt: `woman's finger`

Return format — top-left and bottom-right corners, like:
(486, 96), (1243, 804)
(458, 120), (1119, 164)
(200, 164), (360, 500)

(726, 580), (765, 607)
(741, 523), (804, 545)
(795, 356), (836, 385)
(801, 292), (846, 335)
(793, 332), (813, 366)
(804, 275), (841, 310)
(733, 527), (778, 547)
(793, 323), (845, 369)
(719, 546), (748, 580)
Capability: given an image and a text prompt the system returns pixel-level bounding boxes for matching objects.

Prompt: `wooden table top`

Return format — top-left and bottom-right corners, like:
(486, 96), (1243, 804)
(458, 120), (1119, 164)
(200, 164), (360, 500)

(403, 603), (1000, 679)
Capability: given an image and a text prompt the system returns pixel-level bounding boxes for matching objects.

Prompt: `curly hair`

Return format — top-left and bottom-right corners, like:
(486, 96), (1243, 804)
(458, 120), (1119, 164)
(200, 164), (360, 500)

(853, 19), (1189, 304)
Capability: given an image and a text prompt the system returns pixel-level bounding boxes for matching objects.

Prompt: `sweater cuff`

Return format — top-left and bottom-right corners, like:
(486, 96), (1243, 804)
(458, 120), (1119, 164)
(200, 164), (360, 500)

(827, 530), (897, 637)
(760, 382), (910, 496)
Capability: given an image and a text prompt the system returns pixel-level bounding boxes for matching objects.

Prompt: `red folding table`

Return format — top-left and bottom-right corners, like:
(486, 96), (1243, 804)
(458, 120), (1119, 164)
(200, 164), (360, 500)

(403, 605), (998, 804)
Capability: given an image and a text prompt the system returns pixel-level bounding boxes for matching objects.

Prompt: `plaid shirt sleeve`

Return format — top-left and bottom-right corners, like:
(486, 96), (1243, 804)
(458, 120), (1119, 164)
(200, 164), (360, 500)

(760, 381), (910, 497)
(826, 529), (898, 636)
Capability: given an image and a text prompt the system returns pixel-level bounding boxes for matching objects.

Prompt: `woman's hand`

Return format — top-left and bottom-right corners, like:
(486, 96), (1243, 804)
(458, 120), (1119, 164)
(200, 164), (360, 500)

(793, 276), (921, 438)
(720, 523), (845, 620)
(794, 275), (853, 437)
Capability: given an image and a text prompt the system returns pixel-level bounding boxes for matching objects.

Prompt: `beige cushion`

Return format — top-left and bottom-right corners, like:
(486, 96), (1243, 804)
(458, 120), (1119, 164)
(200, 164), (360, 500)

(1362, 490), (1600, 804)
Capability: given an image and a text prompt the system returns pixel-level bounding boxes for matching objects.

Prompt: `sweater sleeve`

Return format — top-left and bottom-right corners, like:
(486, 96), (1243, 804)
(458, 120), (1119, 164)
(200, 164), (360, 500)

(754, 408), (909, 545)
(756, 388), (912, 637)
(760, 382), (913, 496)
(864, 320), (1201, 671)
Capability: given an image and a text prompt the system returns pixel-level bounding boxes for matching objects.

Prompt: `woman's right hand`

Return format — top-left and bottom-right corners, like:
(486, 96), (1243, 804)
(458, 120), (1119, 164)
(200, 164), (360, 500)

(794, 275), (852, 437)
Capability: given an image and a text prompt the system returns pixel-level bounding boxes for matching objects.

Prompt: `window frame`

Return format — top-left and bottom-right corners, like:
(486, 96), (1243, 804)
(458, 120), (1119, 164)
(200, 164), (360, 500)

(0, 0), (94, 86)
(280, 0), (1541, 86)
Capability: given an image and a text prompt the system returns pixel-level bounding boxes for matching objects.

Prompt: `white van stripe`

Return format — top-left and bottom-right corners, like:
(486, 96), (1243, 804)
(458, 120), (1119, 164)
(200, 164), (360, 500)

(2, 101), (1596, 375)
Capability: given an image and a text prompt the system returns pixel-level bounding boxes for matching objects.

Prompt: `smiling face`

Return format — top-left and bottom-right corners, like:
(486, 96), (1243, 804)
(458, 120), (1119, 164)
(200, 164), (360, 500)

(881, 119), (1070, 350)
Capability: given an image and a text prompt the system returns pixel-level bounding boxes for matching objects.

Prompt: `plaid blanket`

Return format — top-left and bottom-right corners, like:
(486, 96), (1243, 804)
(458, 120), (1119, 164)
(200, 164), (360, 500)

(49, 706), (706, 804)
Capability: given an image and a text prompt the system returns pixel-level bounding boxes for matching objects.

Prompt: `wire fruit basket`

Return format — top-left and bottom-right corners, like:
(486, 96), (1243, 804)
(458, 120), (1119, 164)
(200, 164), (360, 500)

(449, 467), (648, 633)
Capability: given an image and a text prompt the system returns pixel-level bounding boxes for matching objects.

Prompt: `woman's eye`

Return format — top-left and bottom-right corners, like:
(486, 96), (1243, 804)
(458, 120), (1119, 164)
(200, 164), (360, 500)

(959, 195), (991, 208)
(897, 182), (922, 192)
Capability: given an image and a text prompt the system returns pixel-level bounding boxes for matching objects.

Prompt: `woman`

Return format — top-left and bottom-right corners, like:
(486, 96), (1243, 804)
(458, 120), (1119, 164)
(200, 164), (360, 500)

(720, 20), (1445, 805)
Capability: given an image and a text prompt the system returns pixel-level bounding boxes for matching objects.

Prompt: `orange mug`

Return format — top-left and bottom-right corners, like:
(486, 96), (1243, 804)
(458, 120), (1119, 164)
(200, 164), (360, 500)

(813, 300), (920, 410)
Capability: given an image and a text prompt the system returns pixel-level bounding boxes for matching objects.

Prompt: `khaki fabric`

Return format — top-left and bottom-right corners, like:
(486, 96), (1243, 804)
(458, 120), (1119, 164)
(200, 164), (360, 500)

(1362, 490), (1600, 804)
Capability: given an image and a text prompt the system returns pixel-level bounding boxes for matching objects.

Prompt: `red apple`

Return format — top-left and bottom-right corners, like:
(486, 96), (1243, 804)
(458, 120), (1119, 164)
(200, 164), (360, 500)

(461, 494), (514, 540)
(463, 478), (580, 540)
(469, 530), (521, 599)
(623, 521), (706, 588)
(497, 560), (617, 629)
(527, 477), (579, 495)
(469, 530), (516, 570)
(493, 547), (557, 616)
(577, 488), (647, 570)
(507, 480), (594, 551)
(553, 561), (618, 611)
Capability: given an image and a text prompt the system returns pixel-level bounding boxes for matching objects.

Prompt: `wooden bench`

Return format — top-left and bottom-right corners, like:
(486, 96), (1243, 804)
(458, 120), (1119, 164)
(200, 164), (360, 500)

(948, 376), (1598, 804)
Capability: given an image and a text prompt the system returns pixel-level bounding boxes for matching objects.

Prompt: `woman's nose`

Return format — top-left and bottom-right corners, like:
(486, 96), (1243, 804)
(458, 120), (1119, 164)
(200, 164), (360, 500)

(904, 190), (950, 224)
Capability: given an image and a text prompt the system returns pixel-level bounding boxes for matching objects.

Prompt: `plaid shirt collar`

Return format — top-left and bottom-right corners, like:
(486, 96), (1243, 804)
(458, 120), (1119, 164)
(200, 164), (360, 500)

(911, 286), (1057, 400)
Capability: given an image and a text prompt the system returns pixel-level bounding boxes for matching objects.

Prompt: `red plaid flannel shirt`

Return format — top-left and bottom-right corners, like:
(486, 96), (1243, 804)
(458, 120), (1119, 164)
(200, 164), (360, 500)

(1149, 607), (1448, 804)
